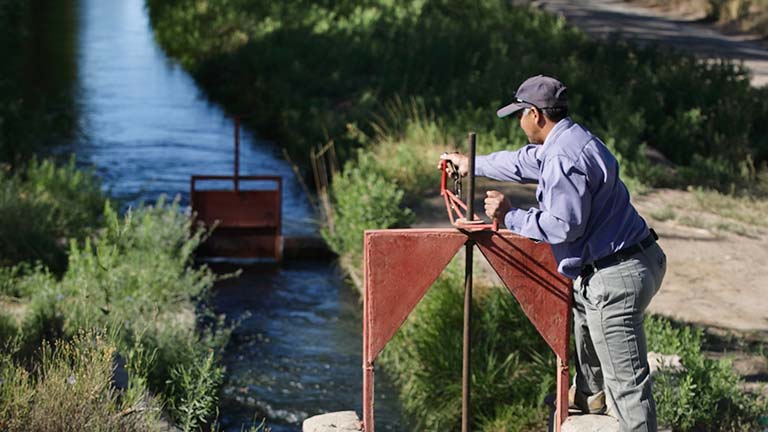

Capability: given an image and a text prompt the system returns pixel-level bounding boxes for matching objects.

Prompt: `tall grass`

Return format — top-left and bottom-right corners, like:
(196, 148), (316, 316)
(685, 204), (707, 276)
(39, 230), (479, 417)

(379, 266), (553, 431)
(0, 0), (80, 167)
(1, 196), (230, 430)
(0, 157), (105, 272)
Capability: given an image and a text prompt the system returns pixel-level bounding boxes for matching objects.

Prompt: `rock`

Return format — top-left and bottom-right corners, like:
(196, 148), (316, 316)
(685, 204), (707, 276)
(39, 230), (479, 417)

(648, 351), (685, 375)
(303, 411), (362, 432)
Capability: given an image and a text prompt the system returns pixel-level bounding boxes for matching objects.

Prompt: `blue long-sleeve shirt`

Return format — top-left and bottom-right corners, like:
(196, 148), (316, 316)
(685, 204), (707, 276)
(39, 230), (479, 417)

(476, 117), (650, 279)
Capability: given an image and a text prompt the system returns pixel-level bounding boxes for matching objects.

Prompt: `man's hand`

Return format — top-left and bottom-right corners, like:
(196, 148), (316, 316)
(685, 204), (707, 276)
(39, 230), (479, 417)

(484, 190), (512, 221)
(438, 152), (469, 177)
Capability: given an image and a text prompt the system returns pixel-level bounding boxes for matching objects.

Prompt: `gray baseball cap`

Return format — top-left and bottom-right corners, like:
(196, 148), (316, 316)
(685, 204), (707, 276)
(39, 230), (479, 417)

(497, 75), (568, 118)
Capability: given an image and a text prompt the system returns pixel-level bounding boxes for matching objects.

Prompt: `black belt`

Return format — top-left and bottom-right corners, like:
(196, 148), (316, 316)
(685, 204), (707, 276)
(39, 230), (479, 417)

(581, 229), (658, 277)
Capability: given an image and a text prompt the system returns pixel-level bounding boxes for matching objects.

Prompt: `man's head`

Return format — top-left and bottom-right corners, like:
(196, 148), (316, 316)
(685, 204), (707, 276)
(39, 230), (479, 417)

(497, 75), (569, 144)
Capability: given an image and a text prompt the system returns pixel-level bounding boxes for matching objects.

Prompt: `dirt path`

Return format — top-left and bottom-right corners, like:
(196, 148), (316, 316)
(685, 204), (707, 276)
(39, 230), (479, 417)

(536, 0), (768, 87)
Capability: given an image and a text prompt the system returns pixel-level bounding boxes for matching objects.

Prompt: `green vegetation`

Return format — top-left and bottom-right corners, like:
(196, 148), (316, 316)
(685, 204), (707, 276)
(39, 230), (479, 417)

(0, 195), (230, 430)
(0, 331), (162, 431)
(0, 158), (106, 272)
(147, 0), (768, 192)
(379, 267), (552, 431)
(646, 316), (767, 431)
(0, 0), (79, 167)
(146, 0), (768, 429)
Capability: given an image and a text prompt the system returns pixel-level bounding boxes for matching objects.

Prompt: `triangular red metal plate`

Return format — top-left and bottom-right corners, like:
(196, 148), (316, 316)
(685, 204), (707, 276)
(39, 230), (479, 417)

(471, 231), (572, 359)
(363, 229), (467, 361)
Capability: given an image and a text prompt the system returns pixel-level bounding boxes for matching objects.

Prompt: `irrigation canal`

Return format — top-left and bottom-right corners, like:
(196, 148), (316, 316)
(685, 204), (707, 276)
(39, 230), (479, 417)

(55, 0), (407, 430)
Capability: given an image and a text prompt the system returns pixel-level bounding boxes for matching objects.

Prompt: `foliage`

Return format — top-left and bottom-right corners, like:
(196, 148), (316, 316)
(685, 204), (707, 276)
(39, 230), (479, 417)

(0, 330), (163, 431)
(0, 0), (80, 167)
(147, 0), (768, 192)
(0, 197), (229, 430)
(0, 157), (106, 272)
(167, 350), (224, 431)
(321, 151), (414, 259)
(645, 315), (768, 431)
(379, 267), (552, 431)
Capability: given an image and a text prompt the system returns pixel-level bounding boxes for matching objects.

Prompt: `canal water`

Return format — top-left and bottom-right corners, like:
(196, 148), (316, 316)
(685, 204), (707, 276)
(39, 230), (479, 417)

(70, 0), (406, 430)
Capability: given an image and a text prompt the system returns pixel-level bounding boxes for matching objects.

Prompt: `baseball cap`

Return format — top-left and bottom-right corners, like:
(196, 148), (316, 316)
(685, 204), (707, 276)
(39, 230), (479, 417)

(497, 75), (568, 118)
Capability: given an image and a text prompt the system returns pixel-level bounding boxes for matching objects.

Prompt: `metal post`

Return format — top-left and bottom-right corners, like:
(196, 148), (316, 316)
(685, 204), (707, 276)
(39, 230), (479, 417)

(234, 116), (240, 193)
(461, 132), (477, 432)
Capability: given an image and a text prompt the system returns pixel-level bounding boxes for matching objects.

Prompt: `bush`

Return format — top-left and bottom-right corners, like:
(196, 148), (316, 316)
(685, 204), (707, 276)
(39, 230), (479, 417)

(379, 267), (553, 431)
(0, 330), (163, 432)
(0, 157), (105, 271)
(645, 315), (768, 431)
(321, 151), (414, 260)
(147, 0), (768, 192)
(1, 197), (229, 429)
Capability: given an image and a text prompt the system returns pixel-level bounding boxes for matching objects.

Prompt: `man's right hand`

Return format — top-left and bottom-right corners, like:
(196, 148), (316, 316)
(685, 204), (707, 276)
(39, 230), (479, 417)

(438, 152), (469, 177)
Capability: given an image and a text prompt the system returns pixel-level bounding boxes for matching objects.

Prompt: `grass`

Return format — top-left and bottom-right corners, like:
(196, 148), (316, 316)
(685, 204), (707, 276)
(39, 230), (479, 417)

(379, 264), (553, 431)
(0, 330), (163, 432)
(0, 192), (232, 430)
(0, 157), (106, 272)
(646, 315), (768, 431)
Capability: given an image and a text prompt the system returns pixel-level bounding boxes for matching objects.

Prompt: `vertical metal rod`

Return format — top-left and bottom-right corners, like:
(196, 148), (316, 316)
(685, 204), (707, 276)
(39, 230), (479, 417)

(234, 116), (240, 193)
(462, 132), (477, 432)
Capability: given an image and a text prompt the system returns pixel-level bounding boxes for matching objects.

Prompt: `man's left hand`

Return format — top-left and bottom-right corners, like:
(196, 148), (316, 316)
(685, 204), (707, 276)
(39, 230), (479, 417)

(484, 190), (512, 222)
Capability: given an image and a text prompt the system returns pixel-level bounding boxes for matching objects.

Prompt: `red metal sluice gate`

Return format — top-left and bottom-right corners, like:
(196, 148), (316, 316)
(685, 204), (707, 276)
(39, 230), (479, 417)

(362, 133), (572, 432)
(191, 117), (282, 261)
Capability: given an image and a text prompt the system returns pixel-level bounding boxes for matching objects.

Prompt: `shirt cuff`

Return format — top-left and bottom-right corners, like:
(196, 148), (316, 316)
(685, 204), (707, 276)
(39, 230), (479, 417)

(503, 208), (525, 233)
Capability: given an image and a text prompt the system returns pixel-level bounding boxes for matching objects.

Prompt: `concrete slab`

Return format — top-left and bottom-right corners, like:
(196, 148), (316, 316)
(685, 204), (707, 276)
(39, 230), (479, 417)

(302, 411), (362, 432)
(562, 414), (619, 432)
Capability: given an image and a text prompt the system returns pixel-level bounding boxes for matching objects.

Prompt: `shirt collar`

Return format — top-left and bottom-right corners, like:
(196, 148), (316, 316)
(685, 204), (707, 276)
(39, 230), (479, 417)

(537, 117), (573, 162)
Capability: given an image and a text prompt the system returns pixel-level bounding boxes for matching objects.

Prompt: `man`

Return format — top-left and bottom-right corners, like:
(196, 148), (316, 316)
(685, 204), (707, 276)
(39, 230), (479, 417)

(440, 75), (666, 432)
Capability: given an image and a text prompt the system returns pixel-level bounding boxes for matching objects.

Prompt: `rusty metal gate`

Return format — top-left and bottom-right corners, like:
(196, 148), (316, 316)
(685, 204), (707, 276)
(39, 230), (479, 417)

(191, 117), (283, 261)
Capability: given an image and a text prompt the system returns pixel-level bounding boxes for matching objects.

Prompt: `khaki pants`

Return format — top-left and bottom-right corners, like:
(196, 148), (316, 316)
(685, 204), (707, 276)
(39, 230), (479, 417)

(573, 242), (667, 432)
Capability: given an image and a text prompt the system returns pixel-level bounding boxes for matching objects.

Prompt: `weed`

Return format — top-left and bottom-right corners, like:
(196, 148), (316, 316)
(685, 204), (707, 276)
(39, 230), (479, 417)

(322, 151), (414, 260)
(380, 266), (553, 431)
(646, 315), (768, 430)
(650, 206), (677, 222)
(0, 330), (163, 431)
(0, 157), (106, 271)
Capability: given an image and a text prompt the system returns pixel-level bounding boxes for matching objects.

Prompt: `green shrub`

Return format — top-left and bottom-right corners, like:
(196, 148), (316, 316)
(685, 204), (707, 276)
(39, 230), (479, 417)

(0, 157), (105, 271)
(0, 330), (163, 432)
(321, 151), (414, 259)
(645, 315), (768, 431)
(167, 349), (224, 431)
(379, 267), (553, 431)
(1, 196), (229, 429)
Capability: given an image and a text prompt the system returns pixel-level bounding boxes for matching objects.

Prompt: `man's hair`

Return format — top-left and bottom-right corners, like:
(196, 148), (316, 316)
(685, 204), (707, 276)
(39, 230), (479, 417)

(541, 106), (568, 122)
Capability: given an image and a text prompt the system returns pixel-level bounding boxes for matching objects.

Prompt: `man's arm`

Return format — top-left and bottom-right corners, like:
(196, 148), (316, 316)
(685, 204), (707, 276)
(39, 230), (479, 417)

(503, 156), (591, 244)
(475, 145), (541, 184)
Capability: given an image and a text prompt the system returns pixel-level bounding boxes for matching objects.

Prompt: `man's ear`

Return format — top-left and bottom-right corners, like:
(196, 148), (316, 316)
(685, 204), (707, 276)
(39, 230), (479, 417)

(533, 107), (546, 127)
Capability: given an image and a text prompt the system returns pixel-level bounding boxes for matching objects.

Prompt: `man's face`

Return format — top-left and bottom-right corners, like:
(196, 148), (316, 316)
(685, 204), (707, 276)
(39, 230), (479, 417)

(518, 107), (543, 144)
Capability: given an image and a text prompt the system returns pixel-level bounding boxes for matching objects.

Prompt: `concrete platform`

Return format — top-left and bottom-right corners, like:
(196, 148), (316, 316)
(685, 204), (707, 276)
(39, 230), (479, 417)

(303, 411), (362, 432)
